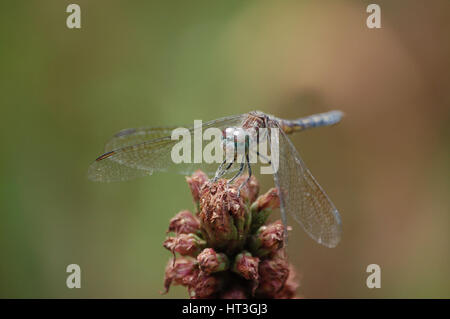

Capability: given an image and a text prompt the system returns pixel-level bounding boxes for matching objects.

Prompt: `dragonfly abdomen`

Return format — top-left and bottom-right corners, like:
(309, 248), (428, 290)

(281, 110), (343, 134)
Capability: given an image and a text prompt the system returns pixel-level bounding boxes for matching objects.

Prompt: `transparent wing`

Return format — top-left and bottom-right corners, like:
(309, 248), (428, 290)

(271, 122), (342, 248)
(88, 114), (247, 182)
(105, 126), (179, 152)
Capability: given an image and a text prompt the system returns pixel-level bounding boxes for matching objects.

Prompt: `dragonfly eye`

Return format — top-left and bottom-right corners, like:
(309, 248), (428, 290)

(222, 127), (234, 139)
(221, 127), (249, 154)
(222, 127), (242, 140)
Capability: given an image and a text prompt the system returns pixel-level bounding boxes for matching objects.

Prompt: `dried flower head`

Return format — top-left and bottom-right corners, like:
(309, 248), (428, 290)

(162, 171), (299, 299)
(250, 188), (280, 232)
(198, 179), (248, 252)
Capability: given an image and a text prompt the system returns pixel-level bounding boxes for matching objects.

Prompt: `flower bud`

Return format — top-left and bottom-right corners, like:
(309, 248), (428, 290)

(167, 210), (200, 235)
(186, 170), (208, 204)
(189, 272), (220, 299)
(197, 248), (229, 274)
(163, 257), (198, 293)
(253, 187), (280, 211)
(273, 264), (300, 299)
(163, 233), (206, 257)
(232, 251), (259, 282)
(250, 188), (279, 231)
(232, 251), (260, 295)
(249, 220), (285, 257)
(257, 251), (289, 297)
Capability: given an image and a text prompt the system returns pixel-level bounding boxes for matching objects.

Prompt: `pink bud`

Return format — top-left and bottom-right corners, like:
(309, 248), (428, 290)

(163, 233), (206, 257)
(273, 264), (300, 299)
(254, 188), (280, 212)
(250, 188), (280, 231)
(232, 251), (259, 281)
(168, 210), (200, 234)
(163, 257), (198, 293)
(197, 248), (229, 274)
(251, 220), (285, 257)
(186, 170), (209, 203)
(189, 272), (220, 299)
(257, 252), (289, 297)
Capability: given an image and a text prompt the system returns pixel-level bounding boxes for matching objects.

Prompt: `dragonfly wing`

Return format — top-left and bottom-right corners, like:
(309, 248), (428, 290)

(88, 114), (247, 182)
(105, 126), (178, 152)
(88, 155), (155, 182)
(271, 122), (342, 248)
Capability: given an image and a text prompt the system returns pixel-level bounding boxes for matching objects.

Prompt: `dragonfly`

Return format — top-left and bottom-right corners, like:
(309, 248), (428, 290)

(88, 110), (343, 248)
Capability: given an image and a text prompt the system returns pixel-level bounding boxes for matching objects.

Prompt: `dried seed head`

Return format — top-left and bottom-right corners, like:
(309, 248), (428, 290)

(163, 170), (299, 299)
(167, 210), (200, 235)
(198, 179), (246, 248)
(197, 248), (229, 274)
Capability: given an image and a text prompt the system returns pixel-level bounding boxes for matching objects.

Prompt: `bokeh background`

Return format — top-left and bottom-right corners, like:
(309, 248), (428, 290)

(1, 0), (449, 298)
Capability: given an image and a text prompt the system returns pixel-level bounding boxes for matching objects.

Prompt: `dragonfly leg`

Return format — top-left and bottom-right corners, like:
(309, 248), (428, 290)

(212, 160), (225, 182)
(255, 150), (271, 165)
(237, 153), (252, 197)
(212, 158), (234, 182)
(227, 161), (245, 186)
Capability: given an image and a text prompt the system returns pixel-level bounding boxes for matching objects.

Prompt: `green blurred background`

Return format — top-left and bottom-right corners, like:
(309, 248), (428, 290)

(1, 0), (449, 298)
